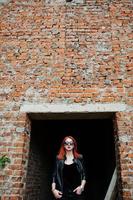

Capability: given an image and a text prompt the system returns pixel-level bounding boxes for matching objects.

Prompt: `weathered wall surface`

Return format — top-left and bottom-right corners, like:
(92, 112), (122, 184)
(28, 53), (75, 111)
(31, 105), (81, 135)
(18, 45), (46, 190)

(0, 0), (132, 199)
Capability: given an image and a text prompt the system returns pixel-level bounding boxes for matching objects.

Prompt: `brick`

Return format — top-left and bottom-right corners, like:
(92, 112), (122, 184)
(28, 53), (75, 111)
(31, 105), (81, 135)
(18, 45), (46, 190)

(0, 0), (133, 199)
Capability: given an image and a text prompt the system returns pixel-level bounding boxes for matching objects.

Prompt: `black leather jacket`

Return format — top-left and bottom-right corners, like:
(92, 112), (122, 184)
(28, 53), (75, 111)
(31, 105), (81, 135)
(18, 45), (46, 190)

(52, 155), (86, 192)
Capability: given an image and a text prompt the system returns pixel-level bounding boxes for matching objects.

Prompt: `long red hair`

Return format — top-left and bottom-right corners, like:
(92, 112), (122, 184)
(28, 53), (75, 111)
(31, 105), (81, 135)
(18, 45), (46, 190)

(57, 136), (81, 160)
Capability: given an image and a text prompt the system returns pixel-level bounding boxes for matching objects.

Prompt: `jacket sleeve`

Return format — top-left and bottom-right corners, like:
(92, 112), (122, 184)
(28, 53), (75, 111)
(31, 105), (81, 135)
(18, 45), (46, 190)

(52, 157), (58, 183)
(79, 155), (86, 181)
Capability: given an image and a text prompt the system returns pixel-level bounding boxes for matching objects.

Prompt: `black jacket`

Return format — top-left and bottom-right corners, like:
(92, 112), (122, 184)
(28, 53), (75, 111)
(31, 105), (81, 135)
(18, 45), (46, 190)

(52, 155), (86, 192)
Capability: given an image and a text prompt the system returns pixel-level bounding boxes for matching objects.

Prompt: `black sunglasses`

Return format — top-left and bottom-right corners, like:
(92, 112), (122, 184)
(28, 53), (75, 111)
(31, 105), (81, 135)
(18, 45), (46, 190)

(64, 141), (74, 146)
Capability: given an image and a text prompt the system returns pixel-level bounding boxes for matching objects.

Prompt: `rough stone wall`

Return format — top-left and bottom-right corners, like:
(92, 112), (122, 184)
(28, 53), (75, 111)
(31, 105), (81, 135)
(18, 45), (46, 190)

(0, 0), (133, 199)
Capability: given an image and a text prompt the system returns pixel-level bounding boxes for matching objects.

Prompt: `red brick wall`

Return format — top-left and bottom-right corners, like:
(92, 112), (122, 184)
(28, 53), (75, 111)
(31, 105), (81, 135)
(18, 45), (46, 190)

(24, 141), (43, 200)
(0, 0), (133, 199)
(115, 112), (133, 200)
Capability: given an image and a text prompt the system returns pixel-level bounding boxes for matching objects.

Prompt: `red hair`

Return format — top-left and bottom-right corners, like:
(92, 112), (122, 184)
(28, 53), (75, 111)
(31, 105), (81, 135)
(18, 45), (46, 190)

(57, 136), (81, 160)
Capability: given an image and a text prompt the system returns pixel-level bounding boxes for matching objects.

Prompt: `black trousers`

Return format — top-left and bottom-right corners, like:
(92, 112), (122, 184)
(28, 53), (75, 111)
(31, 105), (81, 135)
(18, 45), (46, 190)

(61, 196), (82, 200)
(60, 191), (83, 200)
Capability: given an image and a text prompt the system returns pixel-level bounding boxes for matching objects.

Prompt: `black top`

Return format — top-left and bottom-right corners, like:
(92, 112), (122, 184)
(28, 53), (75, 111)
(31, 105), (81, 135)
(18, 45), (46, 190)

(63, 162), (81, 193)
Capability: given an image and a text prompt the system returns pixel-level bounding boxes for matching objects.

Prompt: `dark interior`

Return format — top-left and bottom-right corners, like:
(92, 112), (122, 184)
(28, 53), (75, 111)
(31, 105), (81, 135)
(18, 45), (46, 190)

(25, 117), (116, 200)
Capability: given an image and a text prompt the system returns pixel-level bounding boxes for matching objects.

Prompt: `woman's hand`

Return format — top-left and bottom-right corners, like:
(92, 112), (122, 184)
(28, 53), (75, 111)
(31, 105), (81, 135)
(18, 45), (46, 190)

(73, 185), (83, 195)
(52, 189), (63, 199)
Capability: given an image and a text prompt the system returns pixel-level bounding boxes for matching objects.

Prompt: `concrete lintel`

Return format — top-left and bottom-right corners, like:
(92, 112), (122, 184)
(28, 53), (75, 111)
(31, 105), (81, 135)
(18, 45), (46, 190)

(20, 103), (126, 113)
(0, 0), (11, 4)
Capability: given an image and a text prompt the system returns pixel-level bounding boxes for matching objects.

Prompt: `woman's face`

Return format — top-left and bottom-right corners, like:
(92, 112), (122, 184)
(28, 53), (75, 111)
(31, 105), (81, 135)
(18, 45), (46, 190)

(64, 137), (74, 151)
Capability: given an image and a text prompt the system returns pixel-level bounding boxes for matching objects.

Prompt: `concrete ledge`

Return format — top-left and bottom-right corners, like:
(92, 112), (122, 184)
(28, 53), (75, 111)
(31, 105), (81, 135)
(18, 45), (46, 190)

(0, 0), (11, 4)
(20, 103), (127, 113)
(45, 0), (84, 5)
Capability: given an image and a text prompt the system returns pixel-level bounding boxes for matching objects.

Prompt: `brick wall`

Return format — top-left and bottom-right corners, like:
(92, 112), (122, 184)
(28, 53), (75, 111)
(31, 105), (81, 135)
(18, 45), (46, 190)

(0, 0), (133, 199)
(115, 112), (133, 200)
(24, 140), (43, 200)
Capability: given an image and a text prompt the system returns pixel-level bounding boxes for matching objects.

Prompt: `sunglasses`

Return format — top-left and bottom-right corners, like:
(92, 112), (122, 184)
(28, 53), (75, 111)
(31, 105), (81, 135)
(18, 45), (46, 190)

(64, 141), (74, 146)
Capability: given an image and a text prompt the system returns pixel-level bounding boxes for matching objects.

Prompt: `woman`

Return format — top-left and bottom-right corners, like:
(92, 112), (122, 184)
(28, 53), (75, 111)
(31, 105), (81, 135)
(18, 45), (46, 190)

(51, 136), (86, 200)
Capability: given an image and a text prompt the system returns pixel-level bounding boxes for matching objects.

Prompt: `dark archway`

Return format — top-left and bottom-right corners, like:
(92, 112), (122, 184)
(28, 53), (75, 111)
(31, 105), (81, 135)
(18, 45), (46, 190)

(25, 117), (116, 200)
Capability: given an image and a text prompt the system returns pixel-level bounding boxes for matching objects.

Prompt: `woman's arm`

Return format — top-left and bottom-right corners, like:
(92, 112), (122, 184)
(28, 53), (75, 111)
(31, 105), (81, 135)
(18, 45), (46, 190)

(73, 155), (87, 195)
(51, 182), (63, 198)
(80, 179), (86, 191)
(73, 179), (86, 195)
(79, 155), (87, 192)
(51, 182), (56, 192)
(51, 158), (63, 198)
